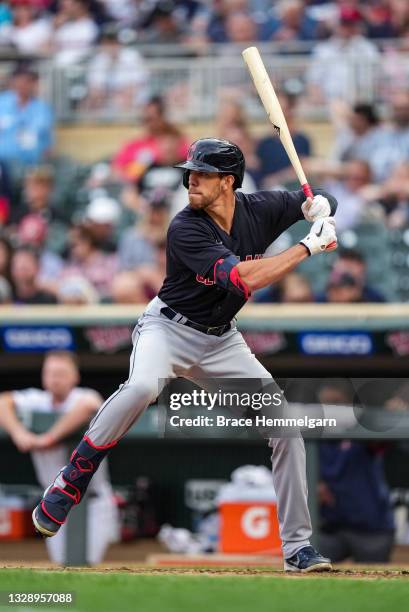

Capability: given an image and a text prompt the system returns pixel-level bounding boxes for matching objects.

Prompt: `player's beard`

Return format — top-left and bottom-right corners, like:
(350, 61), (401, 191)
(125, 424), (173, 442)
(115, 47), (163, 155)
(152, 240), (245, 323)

(188, 184), (221, 210)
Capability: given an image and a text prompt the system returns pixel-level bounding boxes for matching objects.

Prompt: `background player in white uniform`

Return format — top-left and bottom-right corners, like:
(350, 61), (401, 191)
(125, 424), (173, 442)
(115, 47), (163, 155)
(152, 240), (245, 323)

(0, 350), (118, 565)
(33, 139), (338, 572)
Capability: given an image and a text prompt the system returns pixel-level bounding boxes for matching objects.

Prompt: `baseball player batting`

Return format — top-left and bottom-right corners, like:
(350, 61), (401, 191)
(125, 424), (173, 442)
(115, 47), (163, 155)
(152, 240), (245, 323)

(33, 138), (338, 572)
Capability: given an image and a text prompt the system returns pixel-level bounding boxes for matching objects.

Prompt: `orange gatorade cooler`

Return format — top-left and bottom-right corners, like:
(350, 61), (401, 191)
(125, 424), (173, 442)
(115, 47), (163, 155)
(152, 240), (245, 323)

(218, 466), (282, 555)
(0, 495), (35, 540)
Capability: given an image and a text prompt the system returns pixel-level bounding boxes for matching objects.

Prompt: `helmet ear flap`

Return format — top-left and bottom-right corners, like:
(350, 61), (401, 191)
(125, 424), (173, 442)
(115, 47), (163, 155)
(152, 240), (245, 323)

(183, 170), (190, 188)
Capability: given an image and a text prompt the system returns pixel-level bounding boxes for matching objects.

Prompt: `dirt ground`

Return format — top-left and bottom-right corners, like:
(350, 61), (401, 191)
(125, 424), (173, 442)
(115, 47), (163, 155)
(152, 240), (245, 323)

(1, 564), (409, 580)
(2, 540), (409, 579)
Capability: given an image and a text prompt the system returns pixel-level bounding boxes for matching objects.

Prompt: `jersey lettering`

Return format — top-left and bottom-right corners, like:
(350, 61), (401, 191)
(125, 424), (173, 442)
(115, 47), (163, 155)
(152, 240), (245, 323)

(196, 254), (262, 286)
(196, 274), (215, 286)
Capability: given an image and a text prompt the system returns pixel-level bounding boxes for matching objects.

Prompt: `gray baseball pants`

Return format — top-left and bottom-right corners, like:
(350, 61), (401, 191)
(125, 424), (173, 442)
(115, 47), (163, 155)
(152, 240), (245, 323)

(86, 296), (312, 557)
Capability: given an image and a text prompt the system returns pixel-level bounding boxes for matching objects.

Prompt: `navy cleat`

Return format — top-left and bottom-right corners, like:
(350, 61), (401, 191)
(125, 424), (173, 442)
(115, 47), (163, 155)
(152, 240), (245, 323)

(32, 477), (80, 538)
(31, 436), (112, 538)
(284, 546), (332, 572)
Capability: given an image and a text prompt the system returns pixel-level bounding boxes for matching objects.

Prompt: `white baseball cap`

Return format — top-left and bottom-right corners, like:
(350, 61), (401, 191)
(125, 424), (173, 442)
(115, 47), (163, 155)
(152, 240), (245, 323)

(85, 196), (121, 225)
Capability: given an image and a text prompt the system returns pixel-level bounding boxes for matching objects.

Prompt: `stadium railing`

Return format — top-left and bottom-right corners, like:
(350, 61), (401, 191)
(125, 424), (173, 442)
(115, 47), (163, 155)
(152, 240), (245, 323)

(1, 45), (407, 122)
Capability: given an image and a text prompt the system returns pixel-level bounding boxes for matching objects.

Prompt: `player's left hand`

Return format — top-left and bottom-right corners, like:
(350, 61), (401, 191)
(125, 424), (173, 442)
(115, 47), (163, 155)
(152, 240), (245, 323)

(302, 194), (331, 223)
(12, 428), (41, 453)
(31, 432), (58, 450)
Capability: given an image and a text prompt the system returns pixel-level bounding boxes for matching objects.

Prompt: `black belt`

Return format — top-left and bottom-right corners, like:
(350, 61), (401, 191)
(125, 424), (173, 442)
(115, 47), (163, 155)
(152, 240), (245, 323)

(160, 306), (232, 337)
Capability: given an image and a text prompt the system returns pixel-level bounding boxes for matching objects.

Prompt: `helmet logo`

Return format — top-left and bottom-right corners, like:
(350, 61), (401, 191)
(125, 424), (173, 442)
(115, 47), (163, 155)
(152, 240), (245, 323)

(187, 143), (197, 161)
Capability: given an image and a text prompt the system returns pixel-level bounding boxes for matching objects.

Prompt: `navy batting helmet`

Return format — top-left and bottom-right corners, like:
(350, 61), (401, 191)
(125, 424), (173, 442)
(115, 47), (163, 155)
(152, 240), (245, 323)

(175, 138), (245, 190)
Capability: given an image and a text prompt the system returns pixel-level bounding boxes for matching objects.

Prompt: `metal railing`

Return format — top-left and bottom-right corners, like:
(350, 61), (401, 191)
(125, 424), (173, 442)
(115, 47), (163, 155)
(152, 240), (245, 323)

(0, 47), (408, 123)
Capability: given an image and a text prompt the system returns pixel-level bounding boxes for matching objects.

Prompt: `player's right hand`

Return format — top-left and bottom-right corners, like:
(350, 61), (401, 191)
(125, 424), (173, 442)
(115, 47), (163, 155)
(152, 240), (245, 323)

(300, 217), (337, 256)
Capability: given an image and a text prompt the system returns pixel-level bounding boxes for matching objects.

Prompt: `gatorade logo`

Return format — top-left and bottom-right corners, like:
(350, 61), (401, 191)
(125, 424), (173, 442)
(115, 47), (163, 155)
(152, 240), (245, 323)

(241, 506), (270, 539)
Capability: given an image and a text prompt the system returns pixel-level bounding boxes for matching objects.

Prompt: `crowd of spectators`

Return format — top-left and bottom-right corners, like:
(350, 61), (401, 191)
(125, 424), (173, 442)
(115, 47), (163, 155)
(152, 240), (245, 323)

(0, 0), (409, 120)
(1, 0), (407, 52)
(0, 49), (408, 306)
(0, 1), (407, 114)
(0, 69), (187, 304)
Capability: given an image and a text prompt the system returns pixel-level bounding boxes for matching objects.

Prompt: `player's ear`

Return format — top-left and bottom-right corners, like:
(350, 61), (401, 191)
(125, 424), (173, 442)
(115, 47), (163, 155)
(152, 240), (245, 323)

(222, 174), (235, 190)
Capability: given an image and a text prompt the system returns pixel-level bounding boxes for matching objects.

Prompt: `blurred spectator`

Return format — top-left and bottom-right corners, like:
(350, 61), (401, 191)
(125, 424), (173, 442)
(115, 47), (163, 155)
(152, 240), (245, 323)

(366, 91), (409, 183)
(381, 27), (409, 99)
(254, 271), (314, 303)
(114, 238), (167, 304)
(0, 234), (13, 284)
(60, 224), (118, 299)
(6, 0), (52, 55)
(139, 0), (188, 44)
(256, 92), (311, 189)
(110, 270), (150, 304)
(0, 234), (13, 301)
(11, 165), (55, 225)
(384, 381), (409, 412)
(260, 0), (318, 42)
(83, 195), (121, 252)
(307, 7), (379, 104)
(10, 165), (69, 255)
(53, 0), (98, 66)
(20, 165), (55, 217)
(362, 162), (409, 228)
(112, 96), (189, 182)
(16, 213), (64, 290)
(135, 239), (167, 298)
(100, 0), (138, 26)
(118, 190), (170, 271)
(0, 275), (12, 303)
(138, 133), (186, 195)
(322, 159), (376, 232)
(223, 10), (258, 43)
(317, 381), (394, 563)
(10, 245), (57, 304)
(0, 161), (11, 225)
(85, 23), (149, 113)
(317, 248), (386, 303)
(364, 0), (398, 39)
(204, 0), (253, 43)
(332, 103), (381, 163)
(0, 64), (54, 169)
(0, 350), (118, 564)
(215, 95), (247, 135)
(0, 2), (12, 25)
(388, 0), (409, 37)
(56, 274), (99, 303)
(0, 2), (12, 43)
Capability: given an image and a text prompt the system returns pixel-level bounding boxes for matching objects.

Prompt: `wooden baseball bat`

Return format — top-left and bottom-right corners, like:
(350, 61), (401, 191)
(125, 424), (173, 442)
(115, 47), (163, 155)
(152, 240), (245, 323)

(242, 46), (313, 199)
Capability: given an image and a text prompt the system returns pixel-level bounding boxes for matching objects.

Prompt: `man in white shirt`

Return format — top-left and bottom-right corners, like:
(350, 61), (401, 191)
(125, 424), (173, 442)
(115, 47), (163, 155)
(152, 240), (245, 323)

(53, 0), (98, 67)
(86, 24), (149, 112)
(307, 7), (379, 104)
(0, 350), (118, 565)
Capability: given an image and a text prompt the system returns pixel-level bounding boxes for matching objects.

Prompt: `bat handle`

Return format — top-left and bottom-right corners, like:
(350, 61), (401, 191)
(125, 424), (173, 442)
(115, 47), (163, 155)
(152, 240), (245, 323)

(302, 183), (313, 199)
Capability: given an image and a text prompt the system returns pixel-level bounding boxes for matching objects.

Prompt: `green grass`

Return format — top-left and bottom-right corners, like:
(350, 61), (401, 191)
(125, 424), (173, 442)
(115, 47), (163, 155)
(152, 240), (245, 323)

(1, 569), (409, 612)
